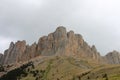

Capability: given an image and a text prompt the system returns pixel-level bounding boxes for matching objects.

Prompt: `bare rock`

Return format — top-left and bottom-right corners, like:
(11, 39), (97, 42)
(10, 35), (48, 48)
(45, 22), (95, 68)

(2, 41), (26, 65)
(105, 50), (120, 64)
(91, 45), (101, 61)
(53, 26), (67, 55)
(1, 40), (39, 65)
(23, 43), (38, 61)
(0, 53), (3, 64)
(2, 42), (15, 65)
(37, 26), (67, 56)
(0, 53), (3, 58)
(1, 26), (101, 65)
(37, 26), (101, 61)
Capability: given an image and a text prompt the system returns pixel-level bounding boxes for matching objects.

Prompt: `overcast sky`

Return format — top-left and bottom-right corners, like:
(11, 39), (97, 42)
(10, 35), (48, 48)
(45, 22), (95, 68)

(0, 0), (120, 55)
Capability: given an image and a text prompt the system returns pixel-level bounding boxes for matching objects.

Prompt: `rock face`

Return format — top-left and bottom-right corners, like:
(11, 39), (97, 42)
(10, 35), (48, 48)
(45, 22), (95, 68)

(0, 26), (100, 65)
(0, 26), (119, 65)
(105, 51), (120, 64)
(1, 41), (26, 65)
(0, 54), (3, 64)
(0, 41), (38, 65)
(37, 27), (68, 56)
(37, 27), (101, 61)
(23, 43), (38, 61)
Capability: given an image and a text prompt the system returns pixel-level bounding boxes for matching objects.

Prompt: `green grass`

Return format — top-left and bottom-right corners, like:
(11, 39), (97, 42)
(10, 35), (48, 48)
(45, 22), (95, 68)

(21, 76), (35, 80)
(43, 60), (53, 80)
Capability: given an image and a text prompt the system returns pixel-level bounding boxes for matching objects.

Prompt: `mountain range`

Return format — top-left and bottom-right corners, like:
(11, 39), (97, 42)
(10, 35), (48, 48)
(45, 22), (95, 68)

(0, 26), (120, 80)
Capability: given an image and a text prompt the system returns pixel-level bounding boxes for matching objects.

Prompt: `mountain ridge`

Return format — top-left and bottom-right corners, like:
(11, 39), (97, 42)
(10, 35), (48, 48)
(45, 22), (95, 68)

(0, 26), (120, 65)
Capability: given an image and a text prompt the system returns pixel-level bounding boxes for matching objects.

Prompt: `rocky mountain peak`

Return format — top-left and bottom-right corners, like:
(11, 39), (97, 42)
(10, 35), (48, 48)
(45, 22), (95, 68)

(53, 26), (67, 41)
(105, 50), (120, 64)
(55, 26), (66, 32)
(0, 27), (101, 65)
(0, 26), (119, 65)
(67, 30), (75, 38)
(9, 42), (14, 48)
(91, 45), (97, 53)
(37, 26), (101, 60)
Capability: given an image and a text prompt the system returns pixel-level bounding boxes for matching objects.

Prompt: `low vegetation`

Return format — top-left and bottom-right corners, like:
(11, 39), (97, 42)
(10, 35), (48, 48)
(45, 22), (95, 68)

(0, 56), (120, 80)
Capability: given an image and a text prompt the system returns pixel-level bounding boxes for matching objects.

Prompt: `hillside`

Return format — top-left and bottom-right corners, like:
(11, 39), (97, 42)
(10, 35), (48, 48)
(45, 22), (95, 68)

(0, 26), (120, 80)
(0, 56), (104, 80)
(0, 56), (120, 80)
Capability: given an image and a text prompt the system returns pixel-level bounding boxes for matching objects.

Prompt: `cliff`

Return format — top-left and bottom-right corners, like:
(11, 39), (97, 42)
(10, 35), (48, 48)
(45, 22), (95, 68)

(105, 50), (120, 64)
(0, 26), (119, 65)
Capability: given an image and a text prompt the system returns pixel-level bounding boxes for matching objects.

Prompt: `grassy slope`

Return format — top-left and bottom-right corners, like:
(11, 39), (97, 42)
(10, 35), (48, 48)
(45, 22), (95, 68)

(1, 56), (120, 80)
(20, 56), (102, 80)
(81, 64), (120, 80)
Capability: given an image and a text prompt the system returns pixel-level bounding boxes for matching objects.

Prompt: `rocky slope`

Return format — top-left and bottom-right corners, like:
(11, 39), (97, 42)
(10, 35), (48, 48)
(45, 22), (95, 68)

(0, 26), (120, 65)
(0, 56), (120, 80)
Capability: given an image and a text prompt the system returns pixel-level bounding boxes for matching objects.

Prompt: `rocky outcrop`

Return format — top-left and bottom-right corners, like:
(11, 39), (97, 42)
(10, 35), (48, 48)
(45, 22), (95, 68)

(0, 26), (119, 65)
(0, 54), (3, 58)
(0, 26), (101, 65)
(0, 54), (3, 64)
(105, 50), (120, 64)
(91, 45), (101, 60)
(37, 27), (68, 56)
(1, 41), (26, 65)
(22, 43), (38, 61)
(1, 41), (39, 65)
(37, 26), (101, 61)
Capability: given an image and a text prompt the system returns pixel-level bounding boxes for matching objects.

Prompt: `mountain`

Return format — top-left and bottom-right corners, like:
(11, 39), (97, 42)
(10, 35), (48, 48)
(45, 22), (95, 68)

(0, 26), (120, 80)
(0, 26), (120, 66)
(0, 26), (100, 65)
(105, 50), (120, 64)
